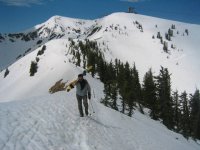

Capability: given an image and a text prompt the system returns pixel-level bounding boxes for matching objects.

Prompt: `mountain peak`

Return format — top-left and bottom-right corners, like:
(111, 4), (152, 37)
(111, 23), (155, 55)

(0, 12), (200, 92)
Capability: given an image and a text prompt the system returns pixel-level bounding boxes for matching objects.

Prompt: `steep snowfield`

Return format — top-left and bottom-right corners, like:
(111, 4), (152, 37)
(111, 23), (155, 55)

(0, 39), (104, 101)
(0, 39), (69, 101)
(0, 92), (200, 150)
(88, 13), (200, 92)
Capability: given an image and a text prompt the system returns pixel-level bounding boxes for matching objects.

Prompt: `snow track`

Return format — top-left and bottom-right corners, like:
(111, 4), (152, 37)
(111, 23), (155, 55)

(0, 92), (199, 150)
(0, 92), (76, 150)
(0, 92), (124, 150)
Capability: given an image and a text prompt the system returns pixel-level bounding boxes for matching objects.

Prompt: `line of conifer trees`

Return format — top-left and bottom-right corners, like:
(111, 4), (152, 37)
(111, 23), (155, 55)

(69, 39), (200, 140)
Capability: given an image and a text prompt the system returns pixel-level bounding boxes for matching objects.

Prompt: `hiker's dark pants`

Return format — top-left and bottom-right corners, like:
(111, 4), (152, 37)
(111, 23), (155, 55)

(76, 94), (88, 116)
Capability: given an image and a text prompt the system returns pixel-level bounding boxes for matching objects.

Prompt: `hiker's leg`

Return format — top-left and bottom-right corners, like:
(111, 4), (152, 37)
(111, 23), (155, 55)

(76, 94), (84, 117)
(83, 95), (88, 115)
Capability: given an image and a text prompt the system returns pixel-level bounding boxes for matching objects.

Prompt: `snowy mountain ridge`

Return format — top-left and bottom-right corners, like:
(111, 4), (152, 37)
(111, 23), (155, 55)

(0, 12), (199, 93)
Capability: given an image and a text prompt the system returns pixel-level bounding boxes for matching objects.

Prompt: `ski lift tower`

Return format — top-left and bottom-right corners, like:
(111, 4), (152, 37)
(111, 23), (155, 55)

(128, 7), (136, 13)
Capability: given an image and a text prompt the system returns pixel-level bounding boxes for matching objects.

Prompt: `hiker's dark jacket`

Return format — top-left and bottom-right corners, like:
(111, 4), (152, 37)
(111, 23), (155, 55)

(76, 79), (91, 96)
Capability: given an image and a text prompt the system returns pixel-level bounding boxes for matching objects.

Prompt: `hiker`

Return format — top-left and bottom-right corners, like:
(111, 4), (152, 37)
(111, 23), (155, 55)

(76, 74), (91, 117)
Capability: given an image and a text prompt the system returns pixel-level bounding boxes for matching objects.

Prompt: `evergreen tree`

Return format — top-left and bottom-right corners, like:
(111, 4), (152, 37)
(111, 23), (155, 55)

(96, 57), (106, 82)
(101, 63), (118, 111)
(185, 29), (189, 36)
(76, 51), (81, 67)
(101, 83), (110, 107)
(110, 80), (118, 111)
(30, 61), (38, 76)
(157, 32), (161, 39)
(171, 24), (176, 29)
(179, 91), (190, 138)
(163, 41), (168, 53)
(165, 33), (171, 41)
(37, 45), (46, 56)
(108, 61), (117, 81)
(87, 51), (96, 77)
(132, 63), (142, 103)
(114, 58), (120, 76)
(160, 37), (163, 44)
(190, 89), (200, 139)
(4, 68), (9, 78)
(168, 28), (173, 37)
(117, 62), (126, 113)
(196, 114), (200, 139)
(131, 63), (143, 114)
(124, 62), (134, 116)
(156, 67), (174, 129)
(172, 90), (181, 132)
(142, 68), (159, 120)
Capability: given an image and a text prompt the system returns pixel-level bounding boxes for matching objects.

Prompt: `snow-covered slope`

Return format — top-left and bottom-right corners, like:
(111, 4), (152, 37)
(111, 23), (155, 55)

(87, 13), (200, 93)
(0, 38), (104, 101)
(0, 12), (199, 93)
(0, 92), (199, 150)
(0, 15), (94, 70)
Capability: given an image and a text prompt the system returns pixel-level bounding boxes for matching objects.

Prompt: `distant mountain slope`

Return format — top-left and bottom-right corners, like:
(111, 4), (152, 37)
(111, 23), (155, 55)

(86, 13), (200, 92)
(0, 12), (199, 96)
(0, 15), (94, 70)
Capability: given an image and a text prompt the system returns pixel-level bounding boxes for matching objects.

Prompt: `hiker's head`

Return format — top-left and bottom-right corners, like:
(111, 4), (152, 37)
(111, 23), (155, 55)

(78, 74), (83, 81)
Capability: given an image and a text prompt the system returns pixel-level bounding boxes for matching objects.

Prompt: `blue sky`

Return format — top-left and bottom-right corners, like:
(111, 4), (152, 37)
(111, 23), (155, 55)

(0, 0), (200, 33)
